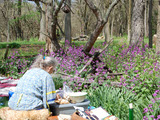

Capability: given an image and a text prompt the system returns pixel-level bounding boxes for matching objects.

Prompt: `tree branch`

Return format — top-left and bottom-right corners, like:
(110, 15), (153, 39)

(84, 0), (102, 20)
(54, 0), (65, 15)
(57, 22), (65, 36)
(76, 38), (113, 76)
(104, 0), (120, 23)
(39, 31), (52, 40)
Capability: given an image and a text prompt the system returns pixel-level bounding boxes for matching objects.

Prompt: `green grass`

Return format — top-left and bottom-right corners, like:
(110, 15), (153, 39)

(0, 44), (45, 60)
(0, 40), (45, 47)
(0, 35), (150, 60)
(0, 37), (46, 60)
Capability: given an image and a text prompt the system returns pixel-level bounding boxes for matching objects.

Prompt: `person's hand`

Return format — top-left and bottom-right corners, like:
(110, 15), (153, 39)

(56, 93), (62, 99)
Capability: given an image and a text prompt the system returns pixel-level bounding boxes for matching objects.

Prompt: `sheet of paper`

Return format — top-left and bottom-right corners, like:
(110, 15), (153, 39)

(90, 107), (110, 120)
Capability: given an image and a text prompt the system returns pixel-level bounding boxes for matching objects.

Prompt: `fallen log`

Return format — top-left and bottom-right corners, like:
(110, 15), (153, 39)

(75, 38), (113, 76)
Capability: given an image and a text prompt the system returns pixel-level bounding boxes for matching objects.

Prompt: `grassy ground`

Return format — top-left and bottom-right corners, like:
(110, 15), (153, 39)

(0, 36), (130, 108)
(0, 36), (155, 120)
(0, 35), (150, 60)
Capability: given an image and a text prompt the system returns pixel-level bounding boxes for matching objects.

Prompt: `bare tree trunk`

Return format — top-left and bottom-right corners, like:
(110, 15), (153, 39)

(130, 0), (145, 47)
(4, 0), (10, 60)
(144, 0), (149, 37)
(5, 0), (10, 43)
(104, 21), (111, 42)
(45, 1), (53, 54)
(16, 0), (23, 40)
(84, 20), (88, 35)
(111, 17), (114, 38)
(128, 0), (132, 42)
(7, 16), (9, 43)
(39, 3), (46, 41)
(52, 9), (61, 53)
(106, 20), (110, 41)
(29, 0), (65, 53)
(83, 0), (120, 53)
(45, 0), (64, 53)
(84, 22), (105, 52)
(156, 1), (160, 53)
(84, 4), (88, 35)
(65, 0), (72, 45)
(103, 26), (107, 42)
(148, 0), (153, 48)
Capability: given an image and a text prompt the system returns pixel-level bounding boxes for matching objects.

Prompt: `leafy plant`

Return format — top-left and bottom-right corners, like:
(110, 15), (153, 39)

(9, 43), (21, 48)
(0, 51), (32, 78)
(52, 75), (64, 90)
(87, 85), (150, 120)
(0, 43), (21, 49)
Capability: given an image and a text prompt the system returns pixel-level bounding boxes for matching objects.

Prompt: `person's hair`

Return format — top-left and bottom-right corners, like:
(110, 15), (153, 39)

(30, 55), (58, 70)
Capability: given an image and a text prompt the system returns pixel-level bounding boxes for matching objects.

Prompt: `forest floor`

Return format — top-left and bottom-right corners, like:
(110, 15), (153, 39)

(0, 44), (45, 59)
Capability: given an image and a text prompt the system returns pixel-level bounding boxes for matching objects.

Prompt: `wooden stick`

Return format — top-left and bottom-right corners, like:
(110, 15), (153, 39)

(75, 38), (113, 76)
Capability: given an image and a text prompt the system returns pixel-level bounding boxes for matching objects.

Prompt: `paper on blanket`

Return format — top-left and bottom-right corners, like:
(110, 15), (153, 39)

(90, 107), (110, 120)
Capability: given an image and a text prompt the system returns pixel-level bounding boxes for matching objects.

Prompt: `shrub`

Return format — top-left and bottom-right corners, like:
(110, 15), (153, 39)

(9, 43), (21, 48)
(0, 43), (21, 49)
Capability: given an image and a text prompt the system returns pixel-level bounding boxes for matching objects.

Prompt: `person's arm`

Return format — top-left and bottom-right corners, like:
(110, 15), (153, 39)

(43, 75), (56, 108)
(46, 76), (56, 105)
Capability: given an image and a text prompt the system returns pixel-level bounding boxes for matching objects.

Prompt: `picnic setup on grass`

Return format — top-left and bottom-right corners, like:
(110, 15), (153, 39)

(0, 76), (122, 120)
(1, 0), (160, 119)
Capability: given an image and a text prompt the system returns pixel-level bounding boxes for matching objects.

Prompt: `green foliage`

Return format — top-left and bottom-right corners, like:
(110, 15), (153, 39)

(9, 43), (21, 48)
(52, 75), (64, 90)
(0, 43), (21, 49)
(0, 97), (8, 107)
(0, 36), (159, 119)
(0, 51), (33, 78)
(0, 60), (8, 75)
(9, 12), (40, 25)
(87, 85), (150, 120)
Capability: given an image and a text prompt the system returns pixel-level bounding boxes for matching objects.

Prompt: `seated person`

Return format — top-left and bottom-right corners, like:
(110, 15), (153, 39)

(8, 55), (58, 111)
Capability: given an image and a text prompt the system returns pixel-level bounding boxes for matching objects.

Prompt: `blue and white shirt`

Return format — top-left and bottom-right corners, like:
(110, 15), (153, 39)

(8, 68), (56, 110)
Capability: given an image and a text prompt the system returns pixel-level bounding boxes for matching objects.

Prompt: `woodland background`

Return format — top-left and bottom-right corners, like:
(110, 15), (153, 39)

(0, 0), (160, 120)
(0, 0), (159, 52)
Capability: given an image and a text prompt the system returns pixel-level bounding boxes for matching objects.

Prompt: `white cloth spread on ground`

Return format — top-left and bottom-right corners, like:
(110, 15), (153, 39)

(0, 77), (18, 97)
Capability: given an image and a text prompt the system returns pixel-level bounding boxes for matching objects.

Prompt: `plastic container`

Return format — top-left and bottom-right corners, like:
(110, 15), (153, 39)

(49, 99), (90, 115)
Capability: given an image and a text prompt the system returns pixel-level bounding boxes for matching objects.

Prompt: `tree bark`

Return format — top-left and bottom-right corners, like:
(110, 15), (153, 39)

(111, 17), (114, 38)
(65, 0), (72, 45)
(156, 1), (160, 53)
(83, 0), (120, 53)
(103, 25), (107, 42)
(5, 0), (10, 43)
(130, 0), (145, 47)
(45, 0), (54, 53)
(148, 0), (153, 48)
(45, 0), (65, 53)
(29, 0), (65, 53)
(144, 0), (149, 37)
(84, 4), (88, 35)
(39, 3), (47, 41)
(106, 21), (110, 41)
(16, 0), (23, 40)
(128, 0), (132, 42)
